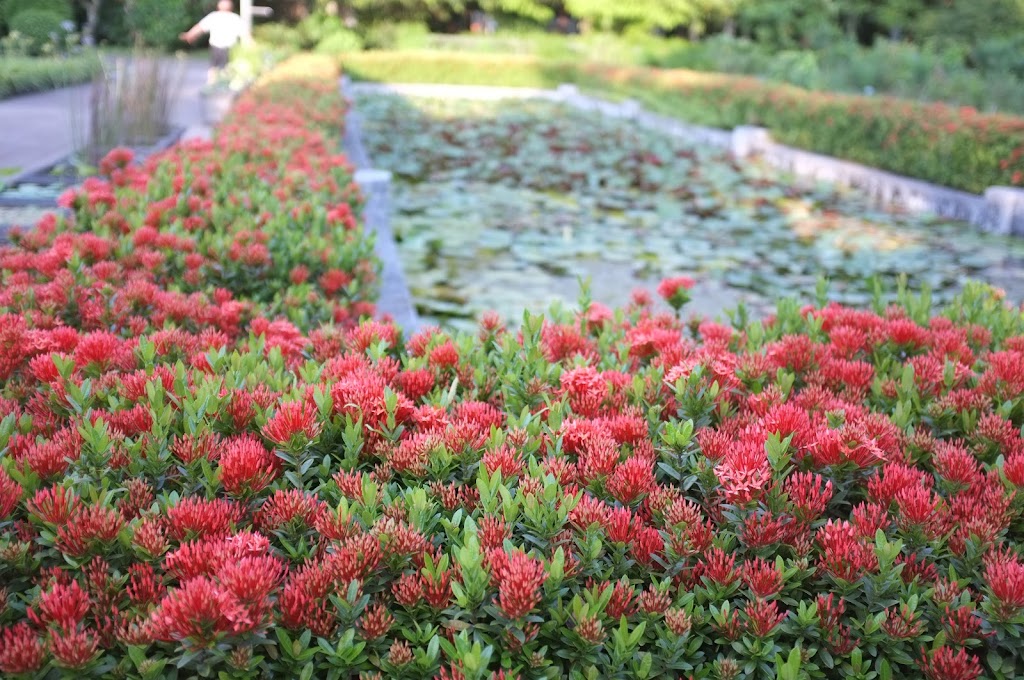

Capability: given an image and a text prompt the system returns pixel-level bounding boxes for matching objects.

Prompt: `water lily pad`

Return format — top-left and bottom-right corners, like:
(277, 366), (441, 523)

(356, 93), (1024, 329)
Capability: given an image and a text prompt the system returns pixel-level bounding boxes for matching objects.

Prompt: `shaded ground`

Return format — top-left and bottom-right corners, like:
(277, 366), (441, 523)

(0, 57), (208, 172)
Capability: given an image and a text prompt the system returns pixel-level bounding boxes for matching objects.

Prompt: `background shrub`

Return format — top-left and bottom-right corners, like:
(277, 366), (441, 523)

(2, 0), (71, 23)
(360, 20), (430, 50)
(295, 13), (346, 49)
(252, 22), (303, 50)
(124, 0), (189, 48)
(0, 53), (98, 98)
(314, 28), (364, 55)
(8, 9), (65, 55)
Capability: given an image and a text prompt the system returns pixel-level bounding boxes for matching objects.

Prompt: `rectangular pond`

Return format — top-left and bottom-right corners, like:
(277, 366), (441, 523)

(355, 93), (1024, 331)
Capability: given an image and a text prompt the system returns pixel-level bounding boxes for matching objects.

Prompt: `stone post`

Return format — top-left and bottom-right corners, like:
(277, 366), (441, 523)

(240, 0), (253, 44)
(984, 187), (1024, 236)
(731, 126), (772, 159)
(556, 83), (579, 100)
(619, 99), (641, 120)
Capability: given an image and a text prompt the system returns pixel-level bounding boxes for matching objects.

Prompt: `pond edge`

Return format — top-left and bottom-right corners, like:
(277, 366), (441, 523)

(345, 79), (1024, 238)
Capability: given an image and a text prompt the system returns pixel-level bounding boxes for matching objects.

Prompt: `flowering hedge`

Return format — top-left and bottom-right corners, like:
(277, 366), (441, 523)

(4, 54), (1024, 680)
(342, 51), (1024, 194)
(5, 54), (377, 339)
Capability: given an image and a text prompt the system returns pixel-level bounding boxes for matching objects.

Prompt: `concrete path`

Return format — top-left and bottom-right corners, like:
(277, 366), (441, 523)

(0, 57), (209, 175)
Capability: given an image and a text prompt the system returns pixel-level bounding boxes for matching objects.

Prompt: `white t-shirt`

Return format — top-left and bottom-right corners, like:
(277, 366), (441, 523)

(199, 11), (243, 49)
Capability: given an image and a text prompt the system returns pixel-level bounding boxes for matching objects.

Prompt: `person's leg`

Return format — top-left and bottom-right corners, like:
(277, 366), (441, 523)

(209, 47), (228, 83)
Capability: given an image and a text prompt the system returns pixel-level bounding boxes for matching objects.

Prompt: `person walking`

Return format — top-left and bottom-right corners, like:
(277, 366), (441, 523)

(180, 0), (244, 84)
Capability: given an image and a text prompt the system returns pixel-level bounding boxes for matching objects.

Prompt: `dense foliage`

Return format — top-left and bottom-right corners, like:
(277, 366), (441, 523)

(342, 52), (1024, 194)
(0, 53), (98, 98)
(2, 52), (1024, 680)
(324, 0), (1023, 51)
(370, 31), (1024, 114)
(7, 10), (67, 55)
(0, 0), (72, 25)
(123, 0), (189, 48)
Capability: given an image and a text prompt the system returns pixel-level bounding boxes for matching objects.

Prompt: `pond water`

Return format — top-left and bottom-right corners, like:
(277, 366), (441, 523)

(356, 94), (1024, 331)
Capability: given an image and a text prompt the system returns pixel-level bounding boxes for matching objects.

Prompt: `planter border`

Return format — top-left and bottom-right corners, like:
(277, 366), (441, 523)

(340, 79), (420, 333)
(347, 79), (1024, 237)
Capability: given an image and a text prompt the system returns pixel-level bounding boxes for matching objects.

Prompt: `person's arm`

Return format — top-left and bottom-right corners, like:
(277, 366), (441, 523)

(179, 14), (211, 44)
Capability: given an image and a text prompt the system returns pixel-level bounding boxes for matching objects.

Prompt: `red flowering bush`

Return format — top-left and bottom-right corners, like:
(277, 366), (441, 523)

(3, 264), (1024, 677)
(1, 54), (376, 343)
(4, 55), (1024, 680)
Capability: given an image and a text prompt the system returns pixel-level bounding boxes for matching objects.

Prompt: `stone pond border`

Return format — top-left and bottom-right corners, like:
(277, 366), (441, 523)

(340, 78), (421, 332)
(344, 78), (1024, 237)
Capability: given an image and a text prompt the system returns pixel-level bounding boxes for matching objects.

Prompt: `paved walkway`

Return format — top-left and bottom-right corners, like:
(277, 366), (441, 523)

(0, 57), (209, 175)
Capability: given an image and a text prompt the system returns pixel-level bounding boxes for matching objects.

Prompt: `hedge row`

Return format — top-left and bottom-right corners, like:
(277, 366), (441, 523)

(0, 54), (99, 100)
(342, 51), (1024, 194)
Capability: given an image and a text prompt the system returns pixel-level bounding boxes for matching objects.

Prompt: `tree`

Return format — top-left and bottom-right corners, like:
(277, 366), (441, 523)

(77, 0), (111, 45)
(738, 0), (839, 48)
(346, 0), (465, 24)
(124, 0), (190, 47)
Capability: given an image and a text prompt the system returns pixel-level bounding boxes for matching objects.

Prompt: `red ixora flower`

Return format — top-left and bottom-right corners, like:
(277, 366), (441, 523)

(49, 626), (99, 670)
(605, 455), (655, 504)
(55, 504), (125, 558)
(716, 440), (771, 506)
(218, 434), (279, 496)
(745, 598), (788, 637)
(262, 400), (323, 448)
(983, 549), (1024, 619)
(358, 602), (394, 640)
(657, 276), (696, 311)
(0, 467), (22, 519)
(743, 557), (784, 599)
(28, 579), (90, 630)
(149, 577), (246, 646)
(0, 623), (45, 674)
(496, 550), (548, 619)
(918, 646), (983, 680)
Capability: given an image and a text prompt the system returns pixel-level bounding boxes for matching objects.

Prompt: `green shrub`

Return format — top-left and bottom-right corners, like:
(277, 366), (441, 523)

(361, 20), (430, 50)
(2, 0), (70, 23)
(342, 51), (568, 88)
(9, 9), (65, 55)
(295, 13), (345, 49)
(252, 22), (303, 50)
(973, 35), (1024, 79)
(314, 29), (364, 55)
(124, 0), (189, 48)
(0, 53), (99, 98)
(96, 0), (131, 45)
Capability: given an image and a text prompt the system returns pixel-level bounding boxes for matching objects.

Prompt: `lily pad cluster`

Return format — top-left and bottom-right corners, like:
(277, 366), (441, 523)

(356, 94), (1024, 330)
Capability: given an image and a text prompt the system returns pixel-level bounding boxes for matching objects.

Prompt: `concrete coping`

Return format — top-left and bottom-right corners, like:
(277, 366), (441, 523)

(619, 99), (642, 119)
(354, 168), (393, 186)
(556, 83), (580, 97)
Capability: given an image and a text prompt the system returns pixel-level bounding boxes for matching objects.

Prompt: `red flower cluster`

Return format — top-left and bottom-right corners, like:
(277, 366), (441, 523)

(1, 55), (1023, 679)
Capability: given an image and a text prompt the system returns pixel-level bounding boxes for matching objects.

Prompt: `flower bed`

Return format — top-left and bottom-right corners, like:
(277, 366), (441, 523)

(2, 54), (376, 336)
(3, 55), (1024, 680)
(342, 52), (1024, 194)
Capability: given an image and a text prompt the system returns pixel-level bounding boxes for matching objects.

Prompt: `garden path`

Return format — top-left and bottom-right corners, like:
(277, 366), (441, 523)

(0, 57), (209, 175)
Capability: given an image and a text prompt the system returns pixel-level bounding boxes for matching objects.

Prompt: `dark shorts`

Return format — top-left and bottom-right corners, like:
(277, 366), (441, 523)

(210, 46), (229, 69)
